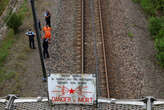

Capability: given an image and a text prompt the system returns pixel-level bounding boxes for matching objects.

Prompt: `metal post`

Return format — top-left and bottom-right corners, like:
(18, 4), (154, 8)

(142, 96), (156, 110)
(30, 0), (47, 81)
(147, 97), (152, 110)
(5, 94), (18, 110)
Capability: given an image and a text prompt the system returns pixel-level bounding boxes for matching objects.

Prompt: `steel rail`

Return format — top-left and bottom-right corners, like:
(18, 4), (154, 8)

(80, 0), (99, 101)
(81, 0), (84, 74)
(97, 0), (110, 98)
(80, 0), (109, 98)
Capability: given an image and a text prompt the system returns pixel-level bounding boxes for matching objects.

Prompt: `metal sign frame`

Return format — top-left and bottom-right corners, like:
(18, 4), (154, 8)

(48, 74), (96, 105)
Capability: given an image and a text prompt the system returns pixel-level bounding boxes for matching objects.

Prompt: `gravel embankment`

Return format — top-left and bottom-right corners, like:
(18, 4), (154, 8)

(102, 0), (164, 99)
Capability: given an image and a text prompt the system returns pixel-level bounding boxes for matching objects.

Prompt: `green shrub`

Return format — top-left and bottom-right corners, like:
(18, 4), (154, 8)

(156, 52), (164, 67)
(149, 17), (163, 36)
(156, 28), (164, 39)
(140, 0), (155, 15)
(152, 0), (164, 13)
(6, 13), (23, 33)
(132, 0), (140, 3)
(133, 0), (164, 15)
(155, 36), (164, 67)
(155, 37), (164, 52)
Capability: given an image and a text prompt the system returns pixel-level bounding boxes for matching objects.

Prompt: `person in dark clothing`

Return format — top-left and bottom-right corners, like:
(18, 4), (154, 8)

(38, 20), (42, 31)
(44, 10), (51, 27)
(43, 38), (49, 58)
(25, 29), (35, 49)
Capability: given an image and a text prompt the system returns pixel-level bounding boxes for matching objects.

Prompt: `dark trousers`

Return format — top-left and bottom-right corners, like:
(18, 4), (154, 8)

(45, 18), (51, 27)
(29, 37), (35, 49)
(38, 21), (41, 31)
(43, 40), (49, 58)
(43, 47), (49, 58)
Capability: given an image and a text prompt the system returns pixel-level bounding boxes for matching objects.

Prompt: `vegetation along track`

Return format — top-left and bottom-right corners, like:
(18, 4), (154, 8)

(75, 0), (110, 98)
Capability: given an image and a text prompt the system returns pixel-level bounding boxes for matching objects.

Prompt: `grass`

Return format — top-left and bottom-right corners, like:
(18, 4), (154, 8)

(11, 72), (22, 95)
(128, 32), (134, 38)
(0, 0), (29, 84)
(0, 29), (16, 83)
(0, 0), (29, 65)
(0, 70), (16, 83)
(17, 53), (27, 60)
(0, 29), (15, 65)
(0, 0), (10, 16)
(18, 0), (29, 19)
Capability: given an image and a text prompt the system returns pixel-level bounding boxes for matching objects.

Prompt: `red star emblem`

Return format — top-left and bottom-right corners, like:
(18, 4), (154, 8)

(69, 88), (75, 94)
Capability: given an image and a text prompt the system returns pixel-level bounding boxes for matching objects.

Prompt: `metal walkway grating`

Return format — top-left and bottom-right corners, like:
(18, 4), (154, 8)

(0, 102), (149, 110)
(98, 103), (145, 110)
(0, 102), (6, 110)
(12, 102), (50, 110)
(153, 105), (164, 110)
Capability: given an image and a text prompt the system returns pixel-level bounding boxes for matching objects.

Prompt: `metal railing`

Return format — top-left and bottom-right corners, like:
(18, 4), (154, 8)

(1, 95), (164, 110)
(0, 95), (49, 110)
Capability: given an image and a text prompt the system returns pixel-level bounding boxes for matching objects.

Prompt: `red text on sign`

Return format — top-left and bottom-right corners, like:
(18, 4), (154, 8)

(78, 97), (93, 103)
(52, 97), (71, 102)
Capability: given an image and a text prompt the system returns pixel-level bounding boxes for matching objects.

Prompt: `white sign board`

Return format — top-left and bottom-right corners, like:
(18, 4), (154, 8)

(48, 74), (96, 105)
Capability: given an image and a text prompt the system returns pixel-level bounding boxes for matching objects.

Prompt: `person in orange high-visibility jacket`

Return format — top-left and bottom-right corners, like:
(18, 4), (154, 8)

(45, 31), (51, 39)
(42, 31), (51, 41)
(43, 24), (51, 33)
(43, 24), (52, 40)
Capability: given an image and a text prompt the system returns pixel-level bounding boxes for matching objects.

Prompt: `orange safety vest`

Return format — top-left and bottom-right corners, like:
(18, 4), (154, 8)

(43, 26), (51, 33)
(45, 31), (51, 39)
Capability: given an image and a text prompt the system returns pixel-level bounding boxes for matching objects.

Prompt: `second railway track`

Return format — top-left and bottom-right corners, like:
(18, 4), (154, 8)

(75, 0), (110, 98)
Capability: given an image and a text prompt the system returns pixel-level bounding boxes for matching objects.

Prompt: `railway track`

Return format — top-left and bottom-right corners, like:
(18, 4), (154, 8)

(75, 0), (110, 98)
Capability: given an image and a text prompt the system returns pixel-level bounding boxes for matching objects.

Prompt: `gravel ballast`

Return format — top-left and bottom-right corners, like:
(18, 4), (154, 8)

(102, 0), (164, 99)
